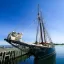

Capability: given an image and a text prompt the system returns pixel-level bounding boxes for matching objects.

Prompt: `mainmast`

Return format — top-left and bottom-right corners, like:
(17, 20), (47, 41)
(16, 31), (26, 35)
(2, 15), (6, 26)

(41, 12), (46, 43)
(38, 4), (43, 44)
(36, 4), (50, 44)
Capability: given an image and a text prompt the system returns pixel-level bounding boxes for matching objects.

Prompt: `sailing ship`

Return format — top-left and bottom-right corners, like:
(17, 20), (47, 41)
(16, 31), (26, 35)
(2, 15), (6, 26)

(4, 5), (55, 58)
(29, 5), (55, 58)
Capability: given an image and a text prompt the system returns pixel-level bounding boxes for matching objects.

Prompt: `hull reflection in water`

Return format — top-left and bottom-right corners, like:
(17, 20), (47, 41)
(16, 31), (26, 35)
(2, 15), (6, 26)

(34, 54), (56, 64)
(2, 54), (56, 64)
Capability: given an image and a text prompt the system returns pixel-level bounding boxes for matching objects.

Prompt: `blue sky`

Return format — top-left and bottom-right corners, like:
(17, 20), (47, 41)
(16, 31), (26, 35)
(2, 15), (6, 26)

(0, 0), (64, 45)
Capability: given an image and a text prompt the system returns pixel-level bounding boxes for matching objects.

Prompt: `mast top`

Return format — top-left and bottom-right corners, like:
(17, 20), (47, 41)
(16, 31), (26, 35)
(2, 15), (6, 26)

(38, 4), (41, 21)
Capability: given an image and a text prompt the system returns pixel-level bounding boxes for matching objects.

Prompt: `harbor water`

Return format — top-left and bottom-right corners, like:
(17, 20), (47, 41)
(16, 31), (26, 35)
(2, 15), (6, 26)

(0, 45), (64, 64)
(18, 45), (64, 64)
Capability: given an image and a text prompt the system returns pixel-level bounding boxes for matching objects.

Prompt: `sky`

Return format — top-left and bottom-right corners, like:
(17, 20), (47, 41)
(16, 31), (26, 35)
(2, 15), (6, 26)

(0, 0), (64, 45)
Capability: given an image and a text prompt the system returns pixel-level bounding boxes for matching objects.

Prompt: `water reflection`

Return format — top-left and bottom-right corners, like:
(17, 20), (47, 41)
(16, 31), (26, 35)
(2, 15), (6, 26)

(1, 53), (56, 64)
(17, 54), (56, 64)
(34, 54), (56, 64)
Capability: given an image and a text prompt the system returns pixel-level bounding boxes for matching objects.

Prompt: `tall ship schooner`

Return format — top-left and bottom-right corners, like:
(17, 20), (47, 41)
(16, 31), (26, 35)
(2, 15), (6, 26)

(29, 5), (55, 58)
(4, 5), (55, 58)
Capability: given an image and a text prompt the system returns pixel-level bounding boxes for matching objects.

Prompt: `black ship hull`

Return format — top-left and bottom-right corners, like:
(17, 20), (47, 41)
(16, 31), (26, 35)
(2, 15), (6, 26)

(30, 46), (55, 58)
(4, 39), (55, 59)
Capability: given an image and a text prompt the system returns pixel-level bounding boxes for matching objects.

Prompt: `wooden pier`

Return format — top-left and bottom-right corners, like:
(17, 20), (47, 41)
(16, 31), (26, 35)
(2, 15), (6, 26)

(0, 47), (29, 64)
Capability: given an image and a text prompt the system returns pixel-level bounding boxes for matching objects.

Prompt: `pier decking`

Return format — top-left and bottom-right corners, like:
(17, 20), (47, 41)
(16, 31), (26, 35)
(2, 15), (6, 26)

(0, 47), (29, 64)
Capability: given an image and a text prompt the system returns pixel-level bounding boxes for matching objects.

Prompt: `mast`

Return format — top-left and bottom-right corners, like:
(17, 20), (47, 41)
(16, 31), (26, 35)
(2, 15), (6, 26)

(42, 22), (46, 43)
(38, 4), (43, 44)
(40, 12), (46, 43)
(36, 4), (52, 44)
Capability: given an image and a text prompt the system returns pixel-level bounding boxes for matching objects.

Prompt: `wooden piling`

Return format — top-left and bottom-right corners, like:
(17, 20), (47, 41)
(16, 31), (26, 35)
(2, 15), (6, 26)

(0, 47), (29, 63)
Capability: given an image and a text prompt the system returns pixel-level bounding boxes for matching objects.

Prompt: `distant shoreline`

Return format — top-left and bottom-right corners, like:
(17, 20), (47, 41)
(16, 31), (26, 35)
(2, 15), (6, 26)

(54, 44), (64, 45)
